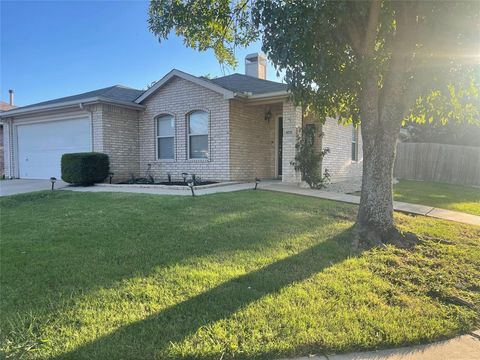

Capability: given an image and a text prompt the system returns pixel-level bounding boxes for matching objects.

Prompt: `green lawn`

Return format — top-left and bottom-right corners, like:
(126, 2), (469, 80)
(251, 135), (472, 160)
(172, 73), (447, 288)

(393, 180), (480, 216)
(1, 190), (479, 359)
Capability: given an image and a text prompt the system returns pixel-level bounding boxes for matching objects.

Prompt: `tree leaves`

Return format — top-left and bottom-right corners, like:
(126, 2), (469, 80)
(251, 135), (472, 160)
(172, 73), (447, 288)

(148, 0), (479, 126)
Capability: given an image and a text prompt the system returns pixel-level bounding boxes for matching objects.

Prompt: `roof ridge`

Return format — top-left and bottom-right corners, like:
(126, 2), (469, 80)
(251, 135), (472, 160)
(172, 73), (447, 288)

(214, 72), (286, 85)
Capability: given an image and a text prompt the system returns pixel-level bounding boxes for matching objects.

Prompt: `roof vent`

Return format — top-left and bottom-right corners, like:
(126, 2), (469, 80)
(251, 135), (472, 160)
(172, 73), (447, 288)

(245, 52), (267, 80)
(9, 89), (14, 106)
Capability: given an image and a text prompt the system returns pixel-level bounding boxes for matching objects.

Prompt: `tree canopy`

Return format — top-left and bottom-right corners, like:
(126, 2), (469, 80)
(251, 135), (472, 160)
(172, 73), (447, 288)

(148, 0), (480, 245)
(149, 0), (479, 127)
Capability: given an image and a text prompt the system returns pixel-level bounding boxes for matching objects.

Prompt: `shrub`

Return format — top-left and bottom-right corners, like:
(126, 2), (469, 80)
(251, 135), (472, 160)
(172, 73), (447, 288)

(61, 152), (110, 185)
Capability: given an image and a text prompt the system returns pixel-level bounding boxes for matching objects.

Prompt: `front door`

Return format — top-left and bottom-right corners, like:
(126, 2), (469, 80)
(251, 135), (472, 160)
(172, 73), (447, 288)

(277, 117), (283, 177)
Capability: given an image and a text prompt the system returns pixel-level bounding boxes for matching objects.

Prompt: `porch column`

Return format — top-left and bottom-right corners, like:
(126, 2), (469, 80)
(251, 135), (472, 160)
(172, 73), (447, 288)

(282, 101), (302, 183)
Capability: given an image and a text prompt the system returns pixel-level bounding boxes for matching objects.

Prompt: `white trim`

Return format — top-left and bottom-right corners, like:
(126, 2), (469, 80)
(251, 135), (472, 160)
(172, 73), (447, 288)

(0, 96), (144, 118)
(155, 113), (176, 161)
(187, 110), (210, 161)
(11, 110), (89, 125)
(246, 90), (289, 100)
(135, 69), (236, 103)
(275, 115), (284, 178)
(351, 126), (359, 162)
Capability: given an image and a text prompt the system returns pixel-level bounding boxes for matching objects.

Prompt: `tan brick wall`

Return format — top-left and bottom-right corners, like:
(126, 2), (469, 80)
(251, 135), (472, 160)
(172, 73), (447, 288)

(229, 100), (279, 180)
(139, 76), (230, 182)
(101, 105), (140, 181)
(321, 117), (363, 182)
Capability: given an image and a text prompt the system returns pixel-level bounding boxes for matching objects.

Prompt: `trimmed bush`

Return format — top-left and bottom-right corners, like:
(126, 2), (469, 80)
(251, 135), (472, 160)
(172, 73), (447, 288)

(61, 152), (110, 185)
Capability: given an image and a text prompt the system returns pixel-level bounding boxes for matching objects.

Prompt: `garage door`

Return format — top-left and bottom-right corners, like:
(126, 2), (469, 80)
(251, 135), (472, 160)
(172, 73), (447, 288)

(17, 117), (92, 179)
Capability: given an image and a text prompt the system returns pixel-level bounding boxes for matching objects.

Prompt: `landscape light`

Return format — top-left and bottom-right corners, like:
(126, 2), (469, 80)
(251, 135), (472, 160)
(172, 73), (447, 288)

(187, 179), (195, 196)
(50, 177), (57, 191)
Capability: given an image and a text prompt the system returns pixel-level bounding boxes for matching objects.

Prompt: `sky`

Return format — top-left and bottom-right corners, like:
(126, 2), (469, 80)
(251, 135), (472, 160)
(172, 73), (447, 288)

(0, 0), (282, 107)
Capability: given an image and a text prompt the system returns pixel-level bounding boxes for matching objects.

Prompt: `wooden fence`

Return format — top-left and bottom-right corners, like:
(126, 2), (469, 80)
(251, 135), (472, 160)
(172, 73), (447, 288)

(394, 143), (480, 187)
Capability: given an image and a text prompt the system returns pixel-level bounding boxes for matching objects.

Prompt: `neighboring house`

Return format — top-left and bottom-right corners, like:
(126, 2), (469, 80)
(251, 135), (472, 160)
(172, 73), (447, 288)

(0, 92), (17, 177)
(0, 53), (362, 183)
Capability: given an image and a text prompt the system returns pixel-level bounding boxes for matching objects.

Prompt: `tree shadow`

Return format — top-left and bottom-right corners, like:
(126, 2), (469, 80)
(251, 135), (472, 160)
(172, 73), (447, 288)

(1, 190), (357, 342)
(54, 228), (355, 360)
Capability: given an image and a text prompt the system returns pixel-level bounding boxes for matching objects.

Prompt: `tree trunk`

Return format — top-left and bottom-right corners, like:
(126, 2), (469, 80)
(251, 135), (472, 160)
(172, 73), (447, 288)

(357, 130), (397, 237)
(355, 118), (418, 249)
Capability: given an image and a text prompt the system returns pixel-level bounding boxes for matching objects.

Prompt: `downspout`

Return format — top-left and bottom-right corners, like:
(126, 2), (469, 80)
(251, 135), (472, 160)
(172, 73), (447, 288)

(79, 103), (94, 151)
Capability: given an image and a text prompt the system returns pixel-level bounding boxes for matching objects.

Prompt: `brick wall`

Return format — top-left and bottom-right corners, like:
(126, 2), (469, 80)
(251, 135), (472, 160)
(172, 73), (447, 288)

(101, 105), (140, 181)
(229, 100), (278, 180)
(0, 125), (4, 177)
(282, 101), (302, 183)
(321, 117), (363, 182)
(139, 76), (230, 182)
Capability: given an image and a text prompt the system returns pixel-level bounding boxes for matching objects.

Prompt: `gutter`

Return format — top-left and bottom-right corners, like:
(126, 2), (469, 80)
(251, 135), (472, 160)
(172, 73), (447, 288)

(234, 90), (289, 105)
(0, 96), (145, 118)
(79, 103), (95, 152)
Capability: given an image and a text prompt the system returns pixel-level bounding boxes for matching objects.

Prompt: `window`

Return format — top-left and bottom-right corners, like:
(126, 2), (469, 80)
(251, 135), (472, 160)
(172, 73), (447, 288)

(188, 111), (209, 159)
(351, 127), (359, 161)
(156, 114), (175, 159)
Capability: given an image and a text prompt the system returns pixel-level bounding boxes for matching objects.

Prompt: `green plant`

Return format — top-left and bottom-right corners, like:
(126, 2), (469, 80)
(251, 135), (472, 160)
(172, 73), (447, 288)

(61, 152), (110, 186)
(292, 124), (330, 189)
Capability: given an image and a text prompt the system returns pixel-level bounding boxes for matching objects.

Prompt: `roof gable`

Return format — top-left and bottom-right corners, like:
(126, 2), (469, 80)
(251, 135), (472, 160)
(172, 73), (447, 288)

(135, 69), (235, 103)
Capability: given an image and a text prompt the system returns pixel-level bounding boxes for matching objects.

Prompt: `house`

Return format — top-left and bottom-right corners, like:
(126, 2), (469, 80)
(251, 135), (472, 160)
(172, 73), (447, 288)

(0, 53), (362, 184)
(0, 90), (17, 177)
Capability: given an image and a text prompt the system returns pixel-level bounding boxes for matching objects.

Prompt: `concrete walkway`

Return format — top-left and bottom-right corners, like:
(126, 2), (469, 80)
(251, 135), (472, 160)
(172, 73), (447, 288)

(61, 180), (480, 226)
(261, 183), (480, 226)
(64, 181), (256, 196)
(0, 179), (68, 196)
(282, 331), (480, 360)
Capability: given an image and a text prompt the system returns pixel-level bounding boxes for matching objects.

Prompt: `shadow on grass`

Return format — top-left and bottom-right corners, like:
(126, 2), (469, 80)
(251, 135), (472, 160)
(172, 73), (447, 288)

(54, 228), (354, 360)
(1, 190), (356, 350)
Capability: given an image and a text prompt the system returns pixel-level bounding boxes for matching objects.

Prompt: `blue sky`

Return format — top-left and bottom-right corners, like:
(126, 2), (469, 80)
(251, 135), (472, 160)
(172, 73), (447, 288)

(1, 0), (282, 106)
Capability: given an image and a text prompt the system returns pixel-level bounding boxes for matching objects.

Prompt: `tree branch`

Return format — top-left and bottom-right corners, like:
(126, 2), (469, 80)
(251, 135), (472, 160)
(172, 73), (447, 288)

(363, 0), (382, 56)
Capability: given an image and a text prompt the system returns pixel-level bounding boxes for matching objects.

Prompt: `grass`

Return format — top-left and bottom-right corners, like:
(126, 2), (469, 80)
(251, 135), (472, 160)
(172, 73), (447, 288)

(394, 180), (480, 216)
(0, 190), (479, 360)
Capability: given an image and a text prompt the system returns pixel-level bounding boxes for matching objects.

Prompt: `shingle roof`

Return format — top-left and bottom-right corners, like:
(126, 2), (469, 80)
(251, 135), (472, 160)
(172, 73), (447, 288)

(2, 72), (288, 116)
(14, 85), (144, 111)
(207, 73), (288, 95)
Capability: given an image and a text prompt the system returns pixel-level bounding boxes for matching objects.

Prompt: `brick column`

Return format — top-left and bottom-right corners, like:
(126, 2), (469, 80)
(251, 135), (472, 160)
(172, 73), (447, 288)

(282, 101), (302, 183)
(3, 119), (15, 178)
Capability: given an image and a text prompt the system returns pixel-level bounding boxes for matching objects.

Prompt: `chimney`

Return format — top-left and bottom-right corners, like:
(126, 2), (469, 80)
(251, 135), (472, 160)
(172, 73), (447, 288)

(245, 52), (267, 79)
(8, 89), (14, 106)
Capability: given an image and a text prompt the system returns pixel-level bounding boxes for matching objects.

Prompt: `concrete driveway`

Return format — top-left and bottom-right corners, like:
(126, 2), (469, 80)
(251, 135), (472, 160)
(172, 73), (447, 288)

(0, 179), (68, 196)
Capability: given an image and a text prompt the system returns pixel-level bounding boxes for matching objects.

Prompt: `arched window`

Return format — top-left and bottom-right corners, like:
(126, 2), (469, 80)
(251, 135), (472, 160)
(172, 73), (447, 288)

(156, 114), (175, 159)
(188, 111), (208, 159)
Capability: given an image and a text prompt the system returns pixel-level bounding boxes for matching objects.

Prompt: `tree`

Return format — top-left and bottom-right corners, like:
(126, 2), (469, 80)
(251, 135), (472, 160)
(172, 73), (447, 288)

(148, 0), (480, 247)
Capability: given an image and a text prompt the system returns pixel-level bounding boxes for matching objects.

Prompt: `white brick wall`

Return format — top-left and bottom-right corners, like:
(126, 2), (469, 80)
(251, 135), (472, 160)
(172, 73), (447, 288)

(282, 101), (302, 183)
(321, 117), (363, 182)
(139, 76), (231, 182)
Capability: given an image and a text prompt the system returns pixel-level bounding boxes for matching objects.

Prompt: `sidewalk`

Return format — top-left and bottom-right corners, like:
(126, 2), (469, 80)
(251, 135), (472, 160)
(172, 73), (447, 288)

(282, 331), (480, 360)
(261, 182), (480, 226)
(62, 181), (480, 226)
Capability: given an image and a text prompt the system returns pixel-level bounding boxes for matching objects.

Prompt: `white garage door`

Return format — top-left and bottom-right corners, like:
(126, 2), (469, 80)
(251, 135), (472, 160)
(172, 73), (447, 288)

(17, 117), (92, 179)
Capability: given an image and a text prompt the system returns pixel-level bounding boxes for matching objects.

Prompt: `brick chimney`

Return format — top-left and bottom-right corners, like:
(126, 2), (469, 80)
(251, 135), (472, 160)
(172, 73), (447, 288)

(8, 89), (14, 106)
(245, 52), (267, 80)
